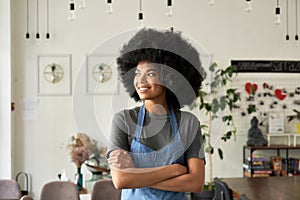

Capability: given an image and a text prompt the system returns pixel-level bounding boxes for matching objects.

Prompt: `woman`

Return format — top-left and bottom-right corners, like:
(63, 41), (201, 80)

(106, 28), (206, 200)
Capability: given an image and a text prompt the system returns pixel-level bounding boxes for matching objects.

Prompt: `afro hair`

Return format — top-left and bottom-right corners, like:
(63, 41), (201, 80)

(116, 28), (205, 110)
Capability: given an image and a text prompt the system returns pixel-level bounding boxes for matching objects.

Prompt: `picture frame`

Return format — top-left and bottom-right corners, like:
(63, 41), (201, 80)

(86, 54), (119, 95)
(37, 54), (72, 96)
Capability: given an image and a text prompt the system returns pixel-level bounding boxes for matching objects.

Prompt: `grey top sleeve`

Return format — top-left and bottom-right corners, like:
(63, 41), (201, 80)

(106, 107), (205, 163)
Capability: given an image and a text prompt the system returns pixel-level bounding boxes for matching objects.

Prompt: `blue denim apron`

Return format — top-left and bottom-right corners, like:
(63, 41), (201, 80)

(121, 104), (188, 200)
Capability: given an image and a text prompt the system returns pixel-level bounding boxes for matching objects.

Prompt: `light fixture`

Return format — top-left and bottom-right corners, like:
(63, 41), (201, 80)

(245, 0), (252, 12)
(285, 0), (290, 42)
(25, 0), (30, 40)
(36, 0), (40, 44)
(274, 0), (281, 25)
(46, 0), (50, 39)
(107, 0), (113, 14)
(208, 0), (215, 6)
(78, 0), (86, 9)
(166, 0), (173, 17)
(44, 63), (64, 84)
(138, 0), (144, 28)
(295, 0), (299, 45)
(68, 0), (76, 21)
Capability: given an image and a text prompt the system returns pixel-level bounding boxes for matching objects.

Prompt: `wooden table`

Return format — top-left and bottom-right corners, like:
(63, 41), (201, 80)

(221, 176), (300, 200)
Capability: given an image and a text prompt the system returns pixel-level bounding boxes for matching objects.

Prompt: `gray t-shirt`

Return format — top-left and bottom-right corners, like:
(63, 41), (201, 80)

(107, 106), (205, 164)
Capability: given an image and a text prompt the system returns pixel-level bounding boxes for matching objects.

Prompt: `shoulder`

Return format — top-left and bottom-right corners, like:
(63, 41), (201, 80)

(176, 110), (200, 133)
(112, 107), (140, 124)
(177, 110), (200, 123)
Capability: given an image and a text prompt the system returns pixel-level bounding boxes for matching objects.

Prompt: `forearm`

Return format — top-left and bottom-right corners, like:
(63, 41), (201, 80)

(111, 164), (187, 189)
(150, 158), (205, 193)
(149, 172), (204, 192)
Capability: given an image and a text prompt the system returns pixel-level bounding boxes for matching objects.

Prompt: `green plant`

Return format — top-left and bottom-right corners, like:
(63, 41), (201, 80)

(192, 62), (240, 190)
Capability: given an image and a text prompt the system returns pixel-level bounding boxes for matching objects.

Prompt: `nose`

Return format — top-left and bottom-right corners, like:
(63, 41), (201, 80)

(136, 73), (148, 84)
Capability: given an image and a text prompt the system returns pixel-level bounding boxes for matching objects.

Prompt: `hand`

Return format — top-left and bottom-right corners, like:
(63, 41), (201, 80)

(172, 163), (188, 176)
(108, 149), (135, 169)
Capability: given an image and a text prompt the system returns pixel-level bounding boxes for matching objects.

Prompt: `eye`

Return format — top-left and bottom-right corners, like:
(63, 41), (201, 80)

(134, 72), (141, 77)
(148, 72), (156, 77)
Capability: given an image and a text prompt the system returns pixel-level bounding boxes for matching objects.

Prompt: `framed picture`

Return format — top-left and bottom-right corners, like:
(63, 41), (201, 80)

(86, 54), (119, 95)
(37, 54), (72, 96)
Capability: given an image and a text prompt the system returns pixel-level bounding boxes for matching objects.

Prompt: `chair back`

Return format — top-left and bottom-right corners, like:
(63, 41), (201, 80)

(214, 177), (233, 200)
(40, 181), (80, 200)
(91, 179), (121, 200)
(0, 179), (22, 199)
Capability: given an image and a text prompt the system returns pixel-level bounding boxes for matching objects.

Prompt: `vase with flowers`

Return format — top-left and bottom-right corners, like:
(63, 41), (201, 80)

(67, 133), (110, 192)
(67, 133), (91, 192)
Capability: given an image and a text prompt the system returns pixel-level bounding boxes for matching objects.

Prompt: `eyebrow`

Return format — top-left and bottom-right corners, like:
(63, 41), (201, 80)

(135, 68), (158, 72)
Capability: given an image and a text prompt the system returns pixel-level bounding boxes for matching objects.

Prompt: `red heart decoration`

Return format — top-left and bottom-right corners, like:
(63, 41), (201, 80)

(275, 89), (287, 100)
(245, 82), (258, 95)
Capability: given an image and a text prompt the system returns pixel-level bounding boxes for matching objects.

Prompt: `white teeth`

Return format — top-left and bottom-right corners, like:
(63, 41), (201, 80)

(139, 87), (149, 92)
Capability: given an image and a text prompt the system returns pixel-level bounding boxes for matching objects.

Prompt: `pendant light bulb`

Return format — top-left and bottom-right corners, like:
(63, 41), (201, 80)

(68, 2), (76, 21)
(107, 4), (113, 14)
(295, 35), (299, 46)
(274, 15), (281, 25)
(274, 6), (281, 25)
(208, 0), (214, 6)
(46, 33), (50, 39)
(25, 33), (31, 45)
(138, 20), (144, 29)
(138, 12), (144, 29)
(107, 0), (113, 14)
(35, 32), (41, 45)
(245, 0), (252, 12)
(166, 0), (172, 16)
(166, 6), (173, 17)
(78, 0), (86, 9)
(286, 34), (290, 40)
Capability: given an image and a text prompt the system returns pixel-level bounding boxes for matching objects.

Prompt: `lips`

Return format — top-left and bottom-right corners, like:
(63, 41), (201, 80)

(137, 85), (151, 93)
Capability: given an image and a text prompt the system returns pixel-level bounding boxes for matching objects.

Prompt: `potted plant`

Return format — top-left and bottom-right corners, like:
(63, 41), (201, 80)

(190, 62), (240, 199)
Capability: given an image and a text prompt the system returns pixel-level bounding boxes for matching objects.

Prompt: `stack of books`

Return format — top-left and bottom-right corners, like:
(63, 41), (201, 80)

(244, 154), (273, 177)
(281, 157), (300, 176)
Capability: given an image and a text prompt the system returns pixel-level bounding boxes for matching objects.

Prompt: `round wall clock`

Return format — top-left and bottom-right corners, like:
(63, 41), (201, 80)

(43, 63), (64, 84)
(92, 63), (112, 83)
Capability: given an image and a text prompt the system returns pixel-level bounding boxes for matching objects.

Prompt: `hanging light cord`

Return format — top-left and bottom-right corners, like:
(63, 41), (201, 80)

(26, 0), (30, 38)
(139, 0), (142, 13)
(138, 0), (144, 28)
(296, 0), (299, 39)
(286, 0), (289, 39)
(26, 0), (29, 34)
(36, 0), (40, 38)
(46, 0), (50, 38)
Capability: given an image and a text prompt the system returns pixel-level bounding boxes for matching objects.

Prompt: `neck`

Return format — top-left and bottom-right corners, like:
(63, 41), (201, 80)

(144, 100), (168, 115)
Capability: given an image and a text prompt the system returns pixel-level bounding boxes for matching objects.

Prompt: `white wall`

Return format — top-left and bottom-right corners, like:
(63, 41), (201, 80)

(10, 0), (300, 198)
(0, 0), (12, 178)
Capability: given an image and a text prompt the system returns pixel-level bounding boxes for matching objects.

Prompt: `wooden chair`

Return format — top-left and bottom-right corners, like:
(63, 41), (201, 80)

(40, 181), (80, 200)
(91, 179), (121, 200)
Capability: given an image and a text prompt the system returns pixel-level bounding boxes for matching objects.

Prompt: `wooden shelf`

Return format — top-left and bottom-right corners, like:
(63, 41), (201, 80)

(243, 145), (300, 177)
(244, 145), (300, 150)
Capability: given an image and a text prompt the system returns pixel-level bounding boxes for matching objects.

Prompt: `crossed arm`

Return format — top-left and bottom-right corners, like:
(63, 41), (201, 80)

(108, 149), (205, 193)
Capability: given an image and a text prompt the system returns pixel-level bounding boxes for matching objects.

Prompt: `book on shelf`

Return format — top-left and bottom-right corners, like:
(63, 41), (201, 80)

(253, 169), (273, 174)
(244, 170), (270, 177)
(286, 158), (300, 175)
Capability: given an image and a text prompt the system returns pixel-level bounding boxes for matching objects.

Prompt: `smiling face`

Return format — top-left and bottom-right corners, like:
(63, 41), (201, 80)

(134, 61), (167, 104)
